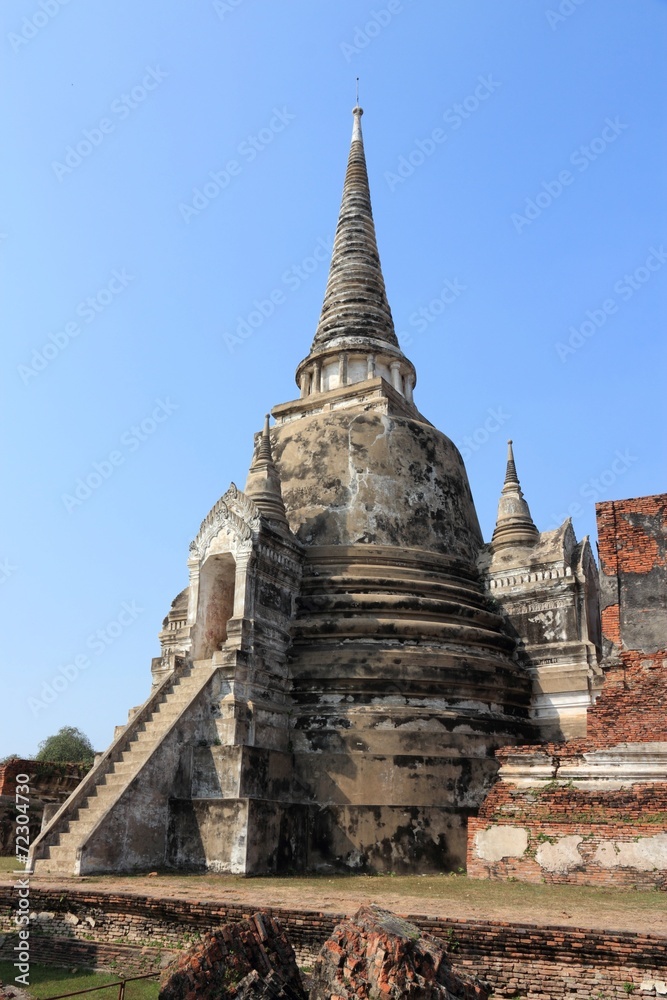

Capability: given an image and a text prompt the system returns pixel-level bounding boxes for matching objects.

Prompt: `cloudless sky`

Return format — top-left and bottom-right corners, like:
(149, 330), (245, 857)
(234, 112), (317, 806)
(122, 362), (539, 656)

(1, 1), (665, 757)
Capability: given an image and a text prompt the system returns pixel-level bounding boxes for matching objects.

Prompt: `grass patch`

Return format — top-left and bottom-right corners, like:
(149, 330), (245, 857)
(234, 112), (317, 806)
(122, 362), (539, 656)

(0, 857), (23, 873)
(0, 962), (159, 1000)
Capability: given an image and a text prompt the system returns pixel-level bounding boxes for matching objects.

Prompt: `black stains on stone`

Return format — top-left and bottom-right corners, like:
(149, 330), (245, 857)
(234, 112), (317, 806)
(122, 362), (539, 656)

(392, 755), (421, 770)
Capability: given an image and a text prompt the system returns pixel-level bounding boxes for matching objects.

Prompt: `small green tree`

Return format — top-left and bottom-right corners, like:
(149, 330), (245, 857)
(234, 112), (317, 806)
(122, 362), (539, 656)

(36, 726), (95, 764)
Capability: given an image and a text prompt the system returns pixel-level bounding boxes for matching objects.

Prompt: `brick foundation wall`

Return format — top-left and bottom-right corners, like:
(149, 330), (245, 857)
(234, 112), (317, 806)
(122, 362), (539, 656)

(467, 775), (667, 889)
(2, 936), (172, 976)
(0, 887), (666, 998)
(478, 777), (667, 824)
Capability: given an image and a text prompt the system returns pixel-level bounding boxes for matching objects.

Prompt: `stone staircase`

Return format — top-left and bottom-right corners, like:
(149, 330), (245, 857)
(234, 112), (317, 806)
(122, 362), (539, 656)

(30, 659), (211, 875)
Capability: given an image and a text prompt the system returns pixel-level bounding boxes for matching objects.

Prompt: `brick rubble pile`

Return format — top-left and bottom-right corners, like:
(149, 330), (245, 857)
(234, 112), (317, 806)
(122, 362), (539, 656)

(158, 911), (307, 1000)
(308, 904), (489, 999)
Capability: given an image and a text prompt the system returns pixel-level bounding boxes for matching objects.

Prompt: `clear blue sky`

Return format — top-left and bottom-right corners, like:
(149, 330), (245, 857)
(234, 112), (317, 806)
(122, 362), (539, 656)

(2, 1), (665, 757)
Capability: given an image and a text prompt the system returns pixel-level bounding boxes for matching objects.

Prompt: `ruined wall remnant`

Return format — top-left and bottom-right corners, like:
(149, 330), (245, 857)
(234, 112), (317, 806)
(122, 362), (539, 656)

(590, 493), (667, 742)
(467, 744), (667, 888)
(0, 759), (87, 856)
(469, 494), (667, 888)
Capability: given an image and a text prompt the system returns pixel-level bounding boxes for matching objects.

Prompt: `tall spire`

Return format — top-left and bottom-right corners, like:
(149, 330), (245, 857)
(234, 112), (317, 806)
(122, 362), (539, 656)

(491, 440), (539, 550)
(312, 105), (398, 352)
(295, 106), (415, 402)
(244, 415), (289, 530)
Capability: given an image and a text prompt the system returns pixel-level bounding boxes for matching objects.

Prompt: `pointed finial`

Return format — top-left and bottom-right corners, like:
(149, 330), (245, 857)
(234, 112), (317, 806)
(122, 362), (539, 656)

(294, 99), (416, 400)
(245, 416), (289, 529)
(504, 439), (519, 486)
(491, 439), (539, 550)
(257, 413), (272, 461)
(356, 77), (359, 106)
(352, 101), (363, 141)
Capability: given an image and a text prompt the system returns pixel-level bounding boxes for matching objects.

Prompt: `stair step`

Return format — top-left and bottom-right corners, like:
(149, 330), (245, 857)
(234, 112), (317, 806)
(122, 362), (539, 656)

(32, 664), (211, 871)
(133, 732), (155, 745)
(103, 772), (127, 785)
(119, 748), (151, 764)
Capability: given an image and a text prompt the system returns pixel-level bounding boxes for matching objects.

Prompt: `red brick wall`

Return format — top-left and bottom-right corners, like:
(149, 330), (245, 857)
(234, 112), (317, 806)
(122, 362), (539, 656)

(587, 650), (667, 742)
(592, 494), (667, 743)
(467, 781), (667, 889)
(0, 759), (88, 797)
(597, 495), (667, 578)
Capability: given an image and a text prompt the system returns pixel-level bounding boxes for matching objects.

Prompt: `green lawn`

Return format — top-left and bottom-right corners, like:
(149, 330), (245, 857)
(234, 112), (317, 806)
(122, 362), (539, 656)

(0, 962), (159, 1000)
(0, 856), (24, 873)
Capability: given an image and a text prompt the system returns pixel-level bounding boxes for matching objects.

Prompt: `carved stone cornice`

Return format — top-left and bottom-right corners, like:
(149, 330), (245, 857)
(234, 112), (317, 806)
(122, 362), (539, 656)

(189, 483), (261, 559)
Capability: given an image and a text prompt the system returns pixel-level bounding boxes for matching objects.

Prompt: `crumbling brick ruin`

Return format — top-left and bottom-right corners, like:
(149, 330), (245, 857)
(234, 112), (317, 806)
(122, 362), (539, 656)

(0, 759), (88, 857)
(468, 493), (667, 887)
(308, 905), (489, 1000)
(158, 911), (307, 1000)
(156, 905), (488, 1000)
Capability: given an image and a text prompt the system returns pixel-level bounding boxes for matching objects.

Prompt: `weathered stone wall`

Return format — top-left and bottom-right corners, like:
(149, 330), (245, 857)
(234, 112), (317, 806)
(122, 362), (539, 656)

(1, 888), (665, 998)
(267, 387), (536, 872)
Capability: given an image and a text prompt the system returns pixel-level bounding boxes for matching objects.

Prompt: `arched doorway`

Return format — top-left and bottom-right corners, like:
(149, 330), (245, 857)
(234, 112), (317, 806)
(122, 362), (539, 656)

(193, 552), (236, 659)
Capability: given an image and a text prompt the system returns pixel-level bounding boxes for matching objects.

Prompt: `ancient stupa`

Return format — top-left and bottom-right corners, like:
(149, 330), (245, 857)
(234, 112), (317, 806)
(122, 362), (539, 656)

(30, 106), (600, 876)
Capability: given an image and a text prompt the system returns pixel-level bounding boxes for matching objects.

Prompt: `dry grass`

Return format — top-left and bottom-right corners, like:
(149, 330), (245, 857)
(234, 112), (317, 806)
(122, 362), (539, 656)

(80, 870), (666, 917)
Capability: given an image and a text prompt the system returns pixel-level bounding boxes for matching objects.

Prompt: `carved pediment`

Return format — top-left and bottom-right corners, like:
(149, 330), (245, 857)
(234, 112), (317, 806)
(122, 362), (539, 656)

(189, 483), (261, 559)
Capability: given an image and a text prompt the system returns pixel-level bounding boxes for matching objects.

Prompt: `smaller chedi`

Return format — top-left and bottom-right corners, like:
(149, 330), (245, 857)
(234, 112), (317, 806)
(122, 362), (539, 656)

(30, 105), (602, 877)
